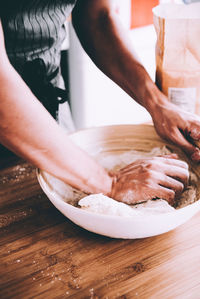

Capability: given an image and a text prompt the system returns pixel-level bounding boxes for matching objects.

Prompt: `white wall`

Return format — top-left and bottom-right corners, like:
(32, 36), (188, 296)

(68, 12), (156, 129)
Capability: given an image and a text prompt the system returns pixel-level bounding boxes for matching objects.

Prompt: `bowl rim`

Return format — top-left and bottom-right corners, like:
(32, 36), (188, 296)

(36, 123), (200, 221)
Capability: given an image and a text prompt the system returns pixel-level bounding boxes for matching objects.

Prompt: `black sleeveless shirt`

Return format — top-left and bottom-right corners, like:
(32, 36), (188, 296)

(0, 0), (77, 117)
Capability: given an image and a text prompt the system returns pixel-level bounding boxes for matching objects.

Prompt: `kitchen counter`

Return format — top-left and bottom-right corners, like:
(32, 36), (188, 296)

(1, 155), (200, 299)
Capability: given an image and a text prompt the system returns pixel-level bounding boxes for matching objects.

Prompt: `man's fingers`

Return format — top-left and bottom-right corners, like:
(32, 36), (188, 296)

(153, 156), (188, 169)
(163, 164), (189, 185)
(170, 128), (200, 162)
(188, 125), (200, 141)
(119, 156), (188, 176)
(151, 186), (175, 206)
(158, 175), (184, 198)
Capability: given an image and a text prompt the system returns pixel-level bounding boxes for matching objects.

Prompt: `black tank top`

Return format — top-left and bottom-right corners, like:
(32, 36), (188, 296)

(0, 0), (77, 118)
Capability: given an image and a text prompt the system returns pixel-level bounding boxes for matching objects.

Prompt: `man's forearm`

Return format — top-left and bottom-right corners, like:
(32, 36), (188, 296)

(72, 0), (167, 114)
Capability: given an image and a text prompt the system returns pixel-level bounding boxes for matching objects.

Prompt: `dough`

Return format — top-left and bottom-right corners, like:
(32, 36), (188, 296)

(79, 194), (175, 217)
(79, 194), (143, 217)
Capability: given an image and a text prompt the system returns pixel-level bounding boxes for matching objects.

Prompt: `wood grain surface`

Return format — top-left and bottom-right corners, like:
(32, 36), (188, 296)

(1, 155), (200, 299)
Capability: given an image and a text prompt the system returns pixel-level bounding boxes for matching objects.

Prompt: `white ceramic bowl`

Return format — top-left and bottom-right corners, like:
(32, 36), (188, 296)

(37, 124), (200, 239)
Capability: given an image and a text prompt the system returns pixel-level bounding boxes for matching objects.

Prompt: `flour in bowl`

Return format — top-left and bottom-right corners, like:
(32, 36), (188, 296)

(79, 193), (175, 217)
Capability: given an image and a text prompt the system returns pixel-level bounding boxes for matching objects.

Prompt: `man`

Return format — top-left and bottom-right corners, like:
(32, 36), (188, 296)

(0, 0), (196, 204)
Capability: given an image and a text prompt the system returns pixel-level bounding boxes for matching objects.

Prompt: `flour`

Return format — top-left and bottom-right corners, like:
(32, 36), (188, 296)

(79, 194), (175, 217)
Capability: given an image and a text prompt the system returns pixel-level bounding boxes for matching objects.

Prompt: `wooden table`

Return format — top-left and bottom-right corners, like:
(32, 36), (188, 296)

(1, 155), (200, 299)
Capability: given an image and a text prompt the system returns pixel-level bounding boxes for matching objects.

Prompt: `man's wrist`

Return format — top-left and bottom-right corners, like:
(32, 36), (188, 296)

(83, 169), (113, 196)
(141, 81), (169, 116)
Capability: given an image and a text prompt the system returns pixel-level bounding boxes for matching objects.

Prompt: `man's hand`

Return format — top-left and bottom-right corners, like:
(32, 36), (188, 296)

(150, 96), (200, 162)
(110, 155), (189, 206)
